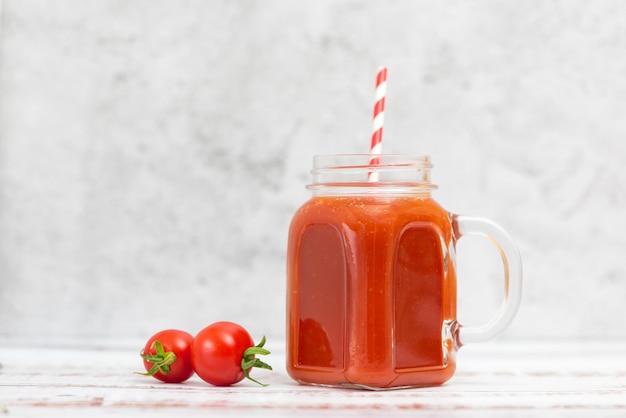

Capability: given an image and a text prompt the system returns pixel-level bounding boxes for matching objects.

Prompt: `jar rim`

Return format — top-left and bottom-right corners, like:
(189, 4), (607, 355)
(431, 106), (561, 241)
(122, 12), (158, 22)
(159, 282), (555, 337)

(308, 154), (436, 195)
(312, 154), (432, 169)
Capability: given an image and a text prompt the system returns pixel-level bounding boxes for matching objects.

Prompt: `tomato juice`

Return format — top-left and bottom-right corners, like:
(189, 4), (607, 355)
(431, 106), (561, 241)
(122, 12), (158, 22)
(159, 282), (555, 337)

(286, 195), (458, 389)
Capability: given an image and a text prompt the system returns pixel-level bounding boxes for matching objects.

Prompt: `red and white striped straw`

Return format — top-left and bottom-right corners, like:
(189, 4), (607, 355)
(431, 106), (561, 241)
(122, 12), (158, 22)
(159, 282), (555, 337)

(368, 66), (387, 181)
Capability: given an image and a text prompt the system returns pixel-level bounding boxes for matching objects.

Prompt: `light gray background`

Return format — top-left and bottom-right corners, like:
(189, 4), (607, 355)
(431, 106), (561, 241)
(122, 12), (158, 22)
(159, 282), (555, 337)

(1, 0), (624, 343)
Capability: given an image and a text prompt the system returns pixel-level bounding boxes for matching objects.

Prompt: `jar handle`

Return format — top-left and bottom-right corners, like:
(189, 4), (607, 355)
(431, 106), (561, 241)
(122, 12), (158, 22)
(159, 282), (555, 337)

(453, 215), (523, 346)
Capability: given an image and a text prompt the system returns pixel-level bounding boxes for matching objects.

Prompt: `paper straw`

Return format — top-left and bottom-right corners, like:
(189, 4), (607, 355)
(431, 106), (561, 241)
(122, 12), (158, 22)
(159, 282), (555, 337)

(368, 66), (387, 181)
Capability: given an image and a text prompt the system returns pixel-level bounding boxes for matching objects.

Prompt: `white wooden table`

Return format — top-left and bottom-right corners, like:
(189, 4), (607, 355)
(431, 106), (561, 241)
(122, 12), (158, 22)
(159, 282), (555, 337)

(1, 339), (625, 417)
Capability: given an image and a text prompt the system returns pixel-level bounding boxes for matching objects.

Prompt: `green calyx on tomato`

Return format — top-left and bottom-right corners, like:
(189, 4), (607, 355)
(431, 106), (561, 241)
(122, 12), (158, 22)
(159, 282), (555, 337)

(140, 341), (177, 377)
(241, 336), (273, 386)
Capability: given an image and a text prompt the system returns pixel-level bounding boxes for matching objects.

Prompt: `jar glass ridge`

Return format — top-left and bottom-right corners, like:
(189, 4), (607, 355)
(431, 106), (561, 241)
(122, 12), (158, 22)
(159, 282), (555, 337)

(307, 154), (436, 196)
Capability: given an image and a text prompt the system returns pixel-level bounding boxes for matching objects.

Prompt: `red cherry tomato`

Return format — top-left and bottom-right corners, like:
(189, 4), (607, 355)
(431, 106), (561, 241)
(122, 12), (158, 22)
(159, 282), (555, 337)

(140, 329), (194, 383)
(191, 321), (272, 386)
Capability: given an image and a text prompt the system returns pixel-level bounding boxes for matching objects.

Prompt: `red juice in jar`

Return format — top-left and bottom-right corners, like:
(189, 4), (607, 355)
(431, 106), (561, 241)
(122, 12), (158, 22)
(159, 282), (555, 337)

(286, 155), (522, 389)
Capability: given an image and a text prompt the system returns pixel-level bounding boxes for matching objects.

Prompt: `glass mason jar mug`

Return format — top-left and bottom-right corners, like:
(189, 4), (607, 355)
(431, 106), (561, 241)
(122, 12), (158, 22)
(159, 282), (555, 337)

(286, 154), (523, 389)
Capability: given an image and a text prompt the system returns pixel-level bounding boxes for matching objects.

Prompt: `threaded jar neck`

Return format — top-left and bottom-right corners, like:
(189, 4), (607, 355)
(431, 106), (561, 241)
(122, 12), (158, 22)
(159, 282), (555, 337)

(306, 154), (436, 196)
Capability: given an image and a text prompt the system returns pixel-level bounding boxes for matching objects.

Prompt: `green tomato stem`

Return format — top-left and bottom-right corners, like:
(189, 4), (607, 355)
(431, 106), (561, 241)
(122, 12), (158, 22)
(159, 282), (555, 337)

(241, 335), (273, 386)
(139, 341), (177, 376)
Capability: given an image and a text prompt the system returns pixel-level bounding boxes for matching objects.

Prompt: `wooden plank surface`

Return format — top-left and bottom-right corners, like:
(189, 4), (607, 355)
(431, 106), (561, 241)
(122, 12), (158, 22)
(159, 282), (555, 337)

(1, 339), (625, 417)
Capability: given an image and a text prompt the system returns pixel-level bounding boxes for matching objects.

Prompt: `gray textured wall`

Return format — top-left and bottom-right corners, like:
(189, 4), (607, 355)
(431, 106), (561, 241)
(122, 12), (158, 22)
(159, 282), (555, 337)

(1, 0), (625, 343)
